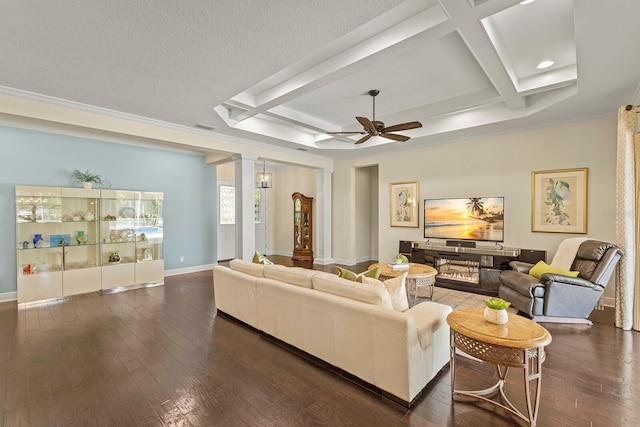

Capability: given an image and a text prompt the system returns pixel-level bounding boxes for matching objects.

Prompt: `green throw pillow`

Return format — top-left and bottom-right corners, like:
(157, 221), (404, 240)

(337, 266), (381, 281)
(252, 251), (274, 265)
(529, 261), (579, 279)
(336, 266), (358, 281)
(362, 266), (382, 279)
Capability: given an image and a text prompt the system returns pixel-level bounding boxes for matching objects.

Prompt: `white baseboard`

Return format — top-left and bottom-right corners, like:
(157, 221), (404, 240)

(0, 265), (218, 303)
(164, 264), (216, 277)
(0, 291), (17, 303)
(273, 250), (293, 257)
(332, 258), (356, 266)
(355, 255), (377, 264)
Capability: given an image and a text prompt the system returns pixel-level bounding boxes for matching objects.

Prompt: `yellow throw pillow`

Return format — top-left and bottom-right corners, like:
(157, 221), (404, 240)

(529, 261), (579, 279)
(337, 266), (381, 281)
(252, 251), (274, 265)
(336, 266), (358, 281)
(362, 266), (382, 279)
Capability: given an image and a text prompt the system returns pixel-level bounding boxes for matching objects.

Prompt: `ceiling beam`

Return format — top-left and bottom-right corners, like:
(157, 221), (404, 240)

(440, 0), (526, 110)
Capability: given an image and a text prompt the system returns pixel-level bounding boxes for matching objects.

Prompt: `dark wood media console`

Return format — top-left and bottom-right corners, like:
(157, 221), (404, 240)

(407, 242), (545, 296)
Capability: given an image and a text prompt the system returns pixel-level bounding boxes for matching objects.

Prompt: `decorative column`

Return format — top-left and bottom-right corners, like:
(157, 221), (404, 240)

(314, 168), (333, 265)
(232, 154), (257, 260)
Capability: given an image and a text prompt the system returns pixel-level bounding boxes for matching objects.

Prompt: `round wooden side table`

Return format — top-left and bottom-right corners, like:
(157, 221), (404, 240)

(446, 308), (552, 427)
(368, 262), (437, 304)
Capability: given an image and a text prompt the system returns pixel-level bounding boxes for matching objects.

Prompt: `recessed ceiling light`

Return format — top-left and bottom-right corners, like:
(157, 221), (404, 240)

(520, 0), (535, 4)
(536, 60), (554, 69)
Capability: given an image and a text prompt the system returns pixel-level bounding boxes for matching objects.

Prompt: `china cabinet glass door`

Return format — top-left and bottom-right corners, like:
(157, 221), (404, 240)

(292, 192), (313, 261)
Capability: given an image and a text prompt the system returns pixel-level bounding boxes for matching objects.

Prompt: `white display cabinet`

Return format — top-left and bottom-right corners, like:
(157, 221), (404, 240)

(16, 182), (64, 302)
(60, 187), (101, 296)
(16, 186), (165, 303)
(16, 186), (101, 302)
(134, 191), (164, 284)
(100, 190), (137, 289)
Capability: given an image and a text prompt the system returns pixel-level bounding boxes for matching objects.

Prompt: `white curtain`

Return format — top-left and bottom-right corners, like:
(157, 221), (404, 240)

(615, 105), (639, 330)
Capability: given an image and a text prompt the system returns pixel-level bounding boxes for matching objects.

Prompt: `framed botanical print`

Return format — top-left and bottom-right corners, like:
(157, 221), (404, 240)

(531, 168), (588, 233)
(390, 181), (420, 228)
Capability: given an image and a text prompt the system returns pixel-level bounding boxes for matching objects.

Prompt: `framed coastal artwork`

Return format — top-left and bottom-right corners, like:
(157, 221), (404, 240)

(390, 181), (420, 228)
(531, 168), (588, 233)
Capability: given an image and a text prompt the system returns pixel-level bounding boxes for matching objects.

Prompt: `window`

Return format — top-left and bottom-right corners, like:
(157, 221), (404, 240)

(220, 185), (235, 224)
(219, 185), (262, 224)
(254, 189), (261, 223)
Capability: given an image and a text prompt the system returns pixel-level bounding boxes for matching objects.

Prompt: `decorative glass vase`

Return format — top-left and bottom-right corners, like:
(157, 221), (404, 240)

(33, 233), (43, 247)
(484, 306), (508, 325)
(76, 231), (86, 245)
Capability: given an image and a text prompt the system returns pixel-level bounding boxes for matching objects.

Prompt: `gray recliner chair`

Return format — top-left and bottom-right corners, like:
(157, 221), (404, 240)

(499, 240), (623, 325)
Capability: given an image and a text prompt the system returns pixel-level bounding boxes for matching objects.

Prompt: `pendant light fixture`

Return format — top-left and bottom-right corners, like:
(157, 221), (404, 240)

(256, 160), (272, 189)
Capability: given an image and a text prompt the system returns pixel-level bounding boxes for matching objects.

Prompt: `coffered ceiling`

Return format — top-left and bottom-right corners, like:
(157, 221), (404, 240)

(1, 0), (639, 160)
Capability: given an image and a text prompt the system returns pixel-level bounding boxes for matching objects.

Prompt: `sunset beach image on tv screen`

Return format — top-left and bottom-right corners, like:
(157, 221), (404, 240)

(424, 197), (504, 242)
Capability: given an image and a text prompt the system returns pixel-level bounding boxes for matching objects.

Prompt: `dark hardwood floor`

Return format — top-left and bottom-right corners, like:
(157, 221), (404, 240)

(1, 257), (638, 426)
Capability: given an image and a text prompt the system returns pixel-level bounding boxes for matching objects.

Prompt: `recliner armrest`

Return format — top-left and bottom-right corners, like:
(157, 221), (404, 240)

(539, 273), (602, 290)
(509, 260), (535, 273)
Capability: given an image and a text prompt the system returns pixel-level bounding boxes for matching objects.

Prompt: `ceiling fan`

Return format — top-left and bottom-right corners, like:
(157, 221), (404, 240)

(327, 89), (422, 144)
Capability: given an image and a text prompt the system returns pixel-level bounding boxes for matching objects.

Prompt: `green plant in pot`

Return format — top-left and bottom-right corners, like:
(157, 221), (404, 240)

(483, 297), (510, 324)
(71, 169), (111, 189)
(394, 253), (409, 264)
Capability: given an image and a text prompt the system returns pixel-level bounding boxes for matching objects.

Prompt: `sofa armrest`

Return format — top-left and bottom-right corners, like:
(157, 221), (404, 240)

(539, 273), (602, 290)
(509, 260), (535, 273)
(405, 302), (452, 349)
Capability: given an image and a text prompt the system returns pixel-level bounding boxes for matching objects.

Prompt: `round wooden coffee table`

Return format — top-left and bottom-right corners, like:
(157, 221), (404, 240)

(368, 262), (437, 304)
(446, 308), (552, 426)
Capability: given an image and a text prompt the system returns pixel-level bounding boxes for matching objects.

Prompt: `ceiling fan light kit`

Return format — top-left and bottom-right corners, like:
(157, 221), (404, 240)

(328, 89), (422, 144)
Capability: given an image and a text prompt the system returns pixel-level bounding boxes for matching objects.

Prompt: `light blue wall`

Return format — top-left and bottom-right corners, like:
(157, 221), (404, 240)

(0, 125), (217, 295)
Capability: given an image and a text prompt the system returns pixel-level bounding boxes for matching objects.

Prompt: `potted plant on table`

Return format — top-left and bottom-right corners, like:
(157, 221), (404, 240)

(483, 297), (511, 325)
(71, 169), (111, 189)
(394, 253), (409, 264)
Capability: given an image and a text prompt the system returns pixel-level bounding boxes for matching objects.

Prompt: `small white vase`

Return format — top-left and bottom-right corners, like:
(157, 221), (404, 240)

(83, 182), (92, 189)
(484, 306), (508, 325)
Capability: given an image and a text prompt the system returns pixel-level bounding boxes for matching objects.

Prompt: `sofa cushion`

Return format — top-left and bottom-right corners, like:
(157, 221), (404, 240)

(229, 259), (265, 277)
(383, 272), (409, 312)
(252, 251), (274, 265)
(359, 274), (409, 312)
(263, 264), (315, 288)
(312, 272), (393, 309)
(336, 266), (381, 281)
(357, 275), (388, 291)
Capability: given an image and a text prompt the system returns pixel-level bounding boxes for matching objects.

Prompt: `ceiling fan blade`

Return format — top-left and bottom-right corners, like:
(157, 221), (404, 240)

(356, 116), (376, 133)
(355, 134), (372, 144)
(381, 133), (410, 142)
(381, 121), (423, 133)
(326, 131), (366, 135)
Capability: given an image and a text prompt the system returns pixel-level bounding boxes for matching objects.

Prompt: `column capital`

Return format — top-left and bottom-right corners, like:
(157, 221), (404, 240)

(231, 153), (258, 162)
(315, 168), (334, 175)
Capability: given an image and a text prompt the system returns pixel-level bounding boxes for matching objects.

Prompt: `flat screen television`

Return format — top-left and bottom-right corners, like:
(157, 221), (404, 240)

(424, 197), (504, 242)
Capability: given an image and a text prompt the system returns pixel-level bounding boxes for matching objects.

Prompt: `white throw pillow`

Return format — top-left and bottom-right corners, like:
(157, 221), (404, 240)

(357, 275), (387, 291)
(383, 272), (409, 312)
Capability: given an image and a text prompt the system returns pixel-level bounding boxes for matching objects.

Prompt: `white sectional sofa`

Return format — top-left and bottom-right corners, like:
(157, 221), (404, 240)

(212, 259), (452, 406)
